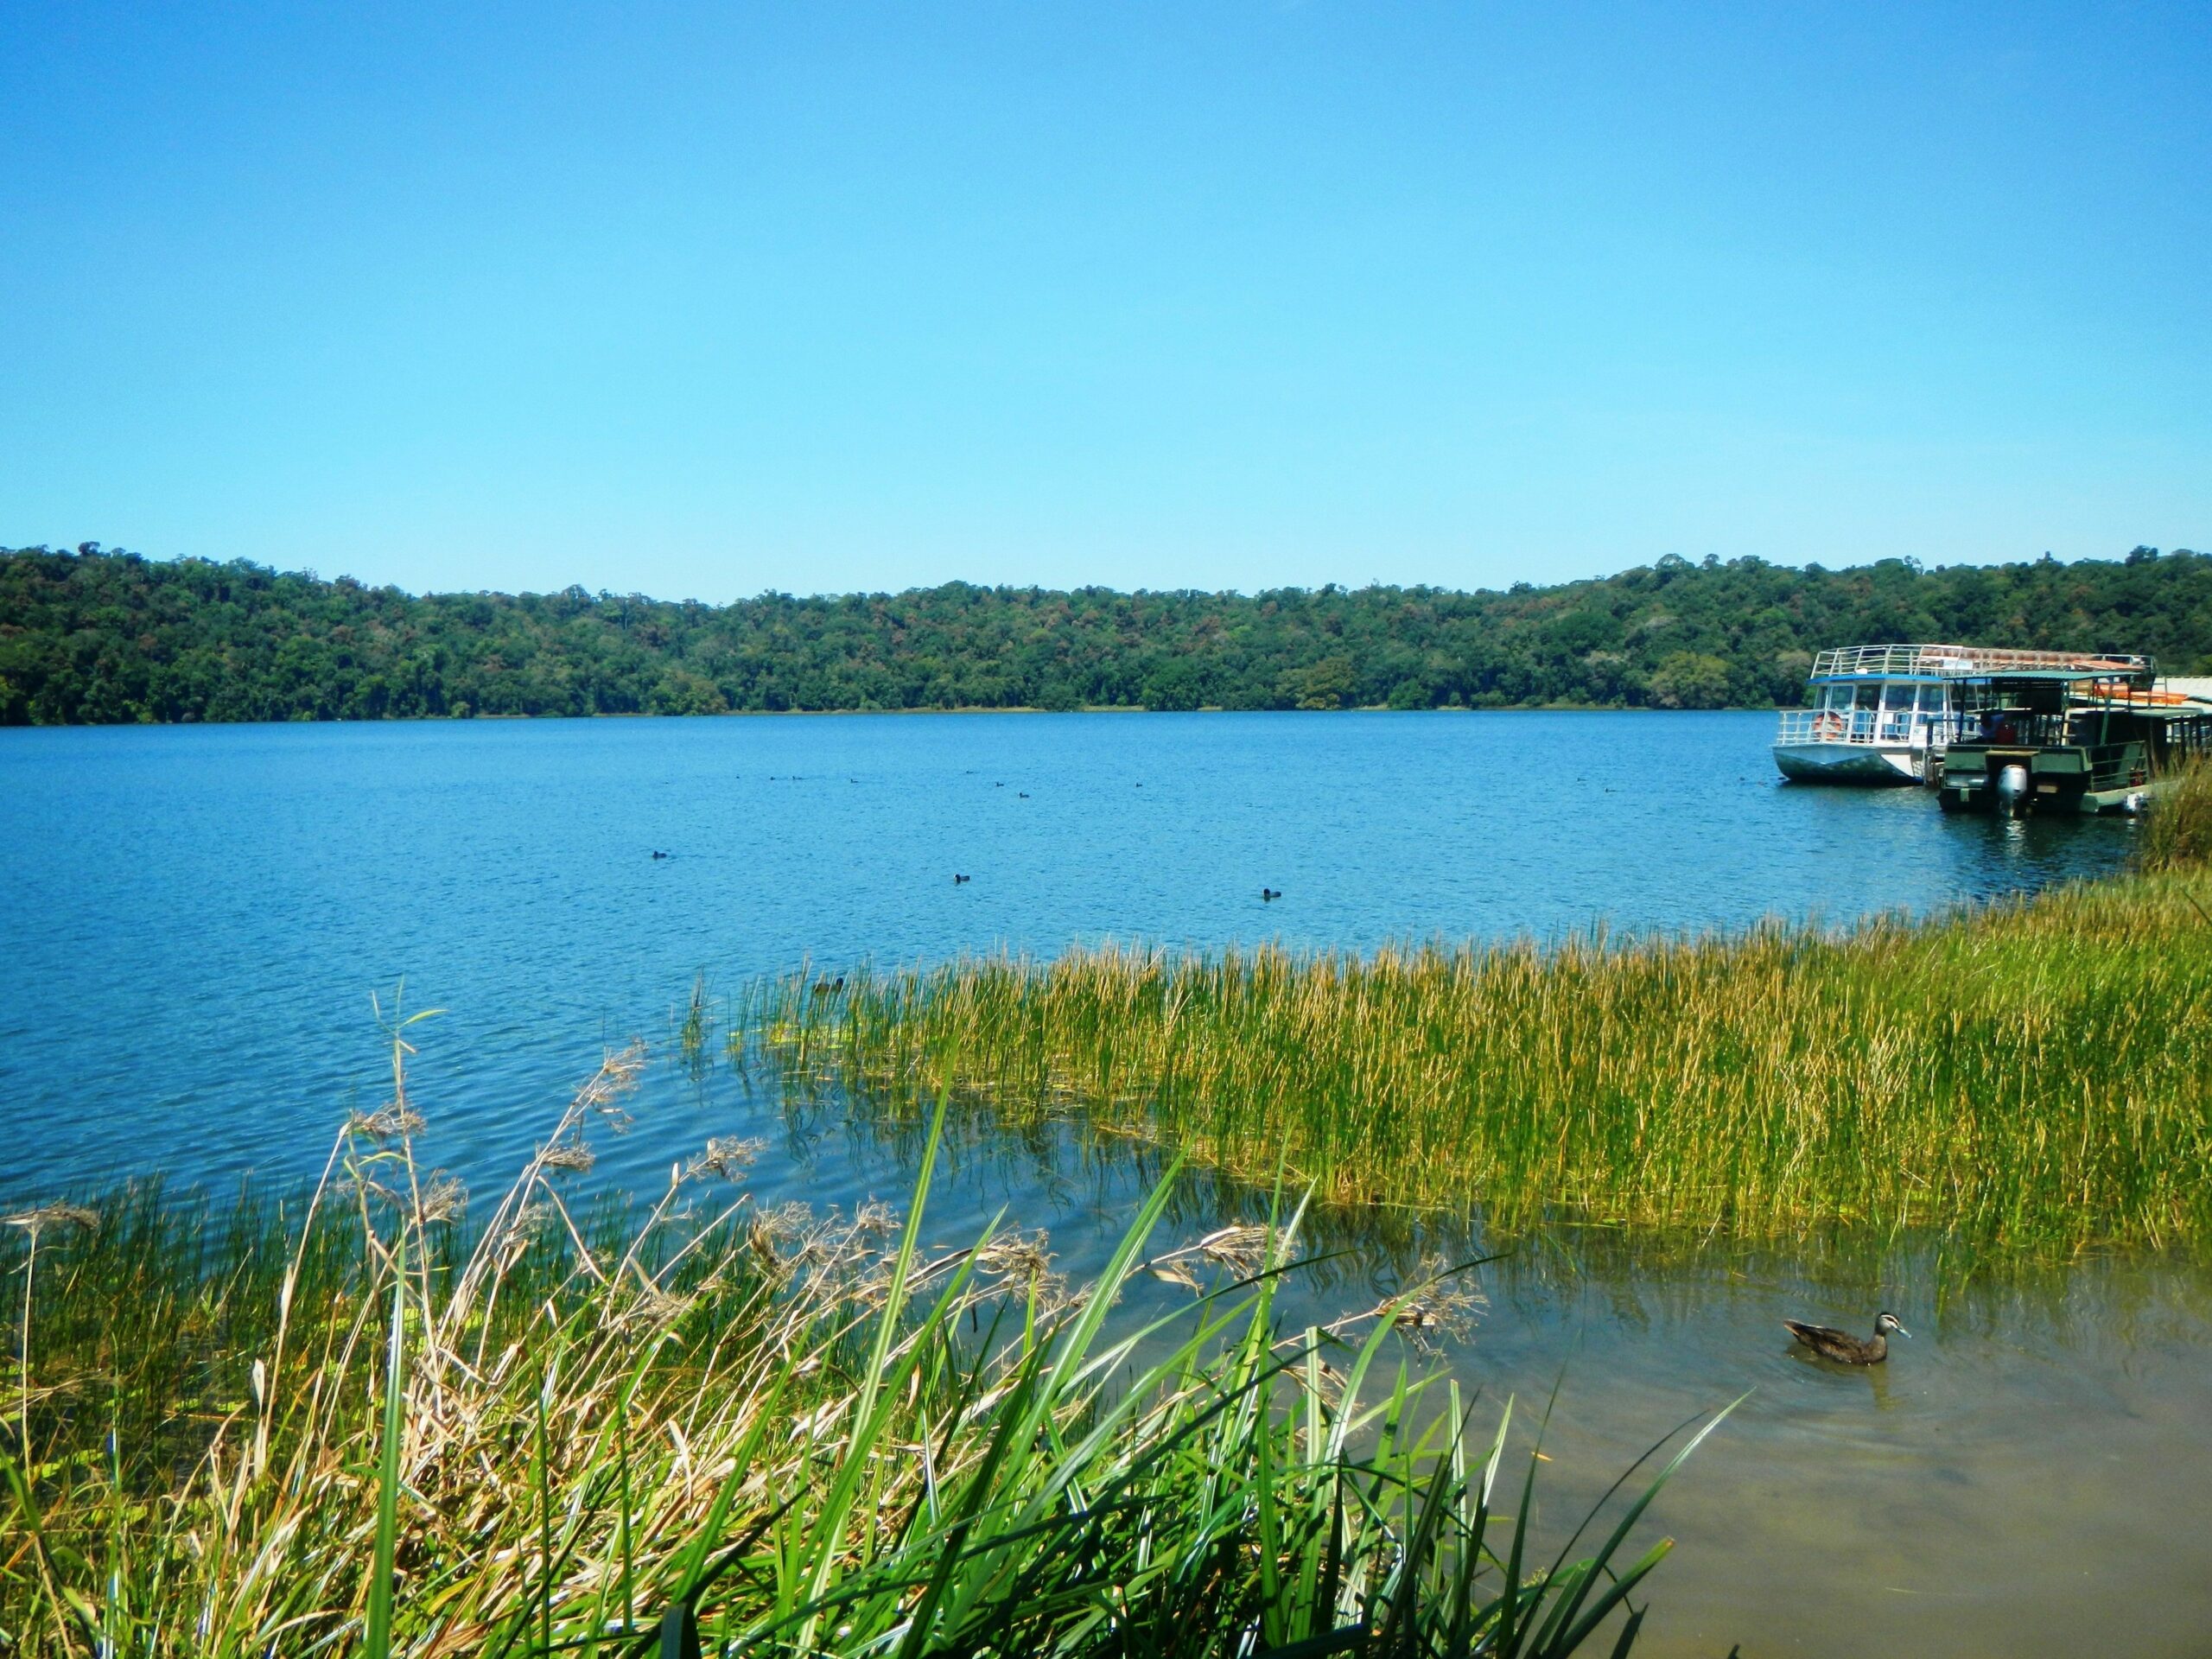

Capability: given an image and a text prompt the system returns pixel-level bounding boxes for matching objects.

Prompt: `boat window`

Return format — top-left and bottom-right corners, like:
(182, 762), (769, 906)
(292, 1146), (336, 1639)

(1823, 684), (1853, 712)
(1881, 683), (1916, 712)
(1916, 683), (1948, 714)
(1853, 683), (1881, 710)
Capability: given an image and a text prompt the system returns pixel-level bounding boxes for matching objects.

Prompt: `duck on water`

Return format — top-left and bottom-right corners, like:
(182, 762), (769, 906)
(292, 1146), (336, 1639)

(1784, 1312), (1910, 1364)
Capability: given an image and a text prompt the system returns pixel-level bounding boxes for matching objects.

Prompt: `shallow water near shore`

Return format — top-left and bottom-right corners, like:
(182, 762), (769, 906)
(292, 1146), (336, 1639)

(6, 709), (2202, 1656)
(751, 1090), (2212, 1659)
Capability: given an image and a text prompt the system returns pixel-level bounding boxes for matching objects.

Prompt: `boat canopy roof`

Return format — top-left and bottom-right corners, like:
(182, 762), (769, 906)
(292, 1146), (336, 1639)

(1810, 644), (2151, 683)
(1958, 677), (2210, 720)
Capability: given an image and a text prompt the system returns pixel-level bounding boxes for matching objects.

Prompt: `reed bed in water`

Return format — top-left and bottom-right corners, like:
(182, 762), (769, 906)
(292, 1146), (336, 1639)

(2, 1022), (1715, 1657)
(745, 869), (2212, 1254)
(2139, 753), (2212, 874)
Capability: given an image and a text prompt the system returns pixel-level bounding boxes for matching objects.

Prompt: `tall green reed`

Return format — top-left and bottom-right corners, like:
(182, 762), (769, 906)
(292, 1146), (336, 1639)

(2138, 754), (2212, 875)
(743, 870), (2212, 1254)
(2, 1027), (1719, 1656)
(680, 972), (714, 1057)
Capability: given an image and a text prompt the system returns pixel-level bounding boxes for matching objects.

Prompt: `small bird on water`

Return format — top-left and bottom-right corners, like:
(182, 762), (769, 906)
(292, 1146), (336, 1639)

(953, 873), (971, 884)
(1784, 1311), (1910, 1364)
(1261, 887), (1282, 901)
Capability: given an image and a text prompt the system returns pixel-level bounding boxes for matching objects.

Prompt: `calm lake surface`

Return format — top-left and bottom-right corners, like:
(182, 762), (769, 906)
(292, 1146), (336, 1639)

(1, 709), (2131, 1197)
(6, 710), (2205, 1656)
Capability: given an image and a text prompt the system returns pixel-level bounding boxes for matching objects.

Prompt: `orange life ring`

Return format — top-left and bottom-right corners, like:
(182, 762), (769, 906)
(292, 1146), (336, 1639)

(1813, 710), (1846, 740)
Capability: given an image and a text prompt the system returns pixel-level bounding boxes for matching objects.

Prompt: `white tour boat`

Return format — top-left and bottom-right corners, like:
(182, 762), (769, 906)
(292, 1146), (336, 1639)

(1772, 645), (2147, 785)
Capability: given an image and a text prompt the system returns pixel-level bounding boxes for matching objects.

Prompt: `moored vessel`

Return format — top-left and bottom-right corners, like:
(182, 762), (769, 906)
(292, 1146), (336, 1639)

(1936, 660), (2212, 815)
(1774, 645), (2152, 785)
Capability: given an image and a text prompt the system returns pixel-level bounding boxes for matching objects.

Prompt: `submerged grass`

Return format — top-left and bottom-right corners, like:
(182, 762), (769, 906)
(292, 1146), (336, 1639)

(744, 868), (2212, 1255)
(2, 1022), (1718, 1656)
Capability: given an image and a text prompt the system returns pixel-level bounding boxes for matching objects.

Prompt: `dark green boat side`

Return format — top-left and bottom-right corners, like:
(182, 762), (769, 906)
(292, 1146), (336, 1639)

(1938, 670), (2212, 816)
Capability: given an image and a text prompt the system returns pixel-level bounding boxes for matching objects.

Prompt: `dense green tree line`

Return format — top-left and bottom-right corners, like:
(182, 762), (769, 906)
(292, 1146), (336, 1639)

(2, 542), (2206, 725)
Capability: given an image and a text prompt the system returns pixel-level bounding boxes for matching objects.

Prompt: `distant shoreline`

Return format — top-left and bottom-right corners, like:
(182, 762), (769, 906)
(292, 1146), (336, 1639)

(9, 543), (2204, 727)
(0, 701), (1745, 728)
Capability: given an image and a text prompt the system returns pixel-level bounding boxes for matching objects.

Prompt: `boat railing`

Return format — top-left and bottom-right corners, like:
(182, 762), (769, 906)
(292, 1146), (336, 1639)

(1942, 709), (2073, 749)
(1942, 706), (2212, 760)
(1775, 709), (1930, 747)
(1809, 644), (2150, 681)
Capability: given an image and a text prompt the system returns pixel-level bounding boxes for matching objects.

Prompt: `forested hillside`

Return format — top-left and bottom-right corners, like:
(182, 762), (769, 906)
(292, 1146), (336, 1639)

(3, 543), (2206, 724)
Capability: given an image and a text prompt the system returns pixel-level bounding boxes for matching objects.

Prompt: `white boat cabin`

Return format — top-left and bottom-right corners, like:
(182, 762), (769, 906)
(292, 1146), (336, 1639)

(1772, 645), (2146, 785)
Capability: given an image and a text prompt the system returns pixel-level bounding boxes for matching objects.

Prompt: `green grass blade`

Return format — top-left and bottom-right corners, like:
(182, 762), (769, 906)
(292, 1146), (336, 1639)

(363, 1233), (406, 1659)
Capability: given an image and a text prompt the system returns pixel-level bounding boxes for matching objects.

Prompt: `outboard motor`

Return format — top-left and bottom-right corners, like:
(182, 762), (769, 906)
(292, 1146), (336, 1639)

(1996, 763), (2031, 815)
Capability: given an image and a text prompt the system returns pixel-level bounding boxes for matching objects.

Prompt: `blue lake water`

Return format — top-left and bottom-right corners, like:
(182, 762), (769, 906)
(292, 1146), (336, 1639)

(3, 709), (2129, 1197)
(6, 710), (2206, 1657)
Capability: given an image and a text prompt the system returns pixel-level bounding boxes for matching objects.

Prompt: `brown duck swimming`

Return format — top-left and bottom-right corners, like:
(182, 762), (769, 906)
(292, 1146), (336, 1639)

(1783, 1311), (1910, 1364)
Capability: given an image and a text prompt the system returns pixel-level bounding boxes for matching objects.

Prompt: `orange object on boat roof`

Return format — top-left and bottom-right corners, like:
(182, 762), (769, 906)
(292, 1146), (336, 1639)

(2084, 679), (2193, 705)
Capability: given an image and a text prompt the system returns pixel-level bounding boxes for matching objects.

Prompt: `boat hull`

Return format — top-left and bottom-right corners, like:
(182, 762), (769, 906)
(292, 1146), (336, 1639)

(1939, 752), (2162, 817)
(1938, 777), (2155, 815)
(1772, 742), (1924, 785)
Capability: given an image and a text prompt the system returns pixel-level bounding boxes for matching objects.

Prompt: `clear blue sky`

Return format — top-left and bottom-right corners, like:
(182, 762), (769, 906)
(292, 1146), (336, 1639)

(3, 3), (2205, 601)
